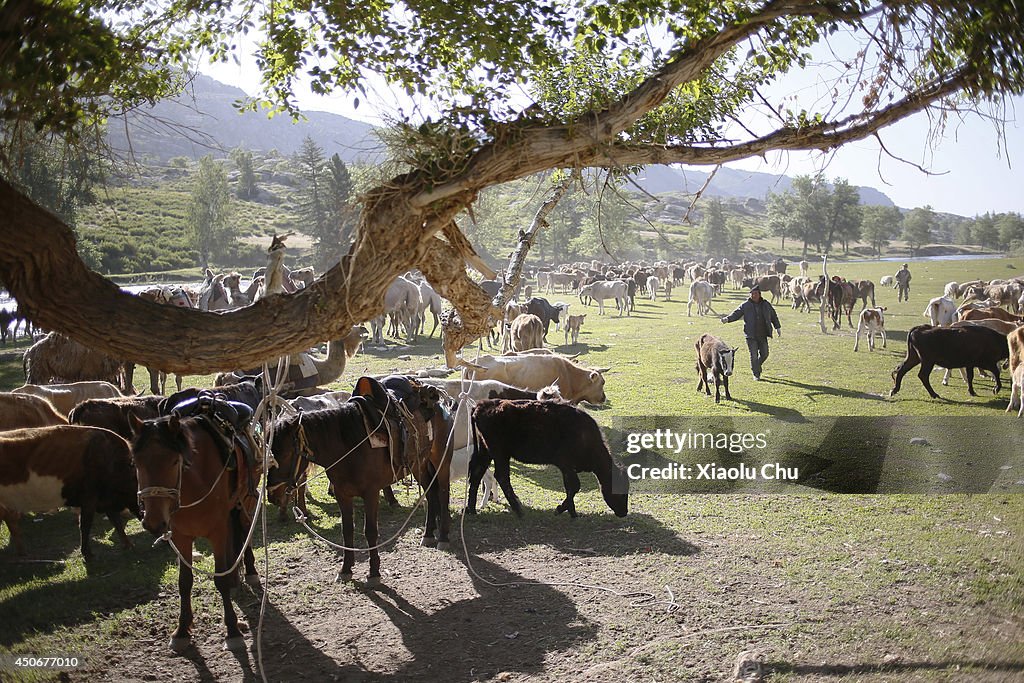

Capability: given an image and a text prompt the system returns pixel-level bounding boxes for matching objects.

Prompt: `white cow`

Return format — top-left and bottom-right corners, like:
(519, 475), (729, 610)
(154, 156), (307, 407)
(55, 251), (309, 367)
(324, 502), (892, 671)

(923, 296), (956, 327)
(879, 275), (894, 287)
(687, 280), (717, 317)
(647, 276), (661, 301)
(853, 307), (887, 352)
(578, 280), (628, 316)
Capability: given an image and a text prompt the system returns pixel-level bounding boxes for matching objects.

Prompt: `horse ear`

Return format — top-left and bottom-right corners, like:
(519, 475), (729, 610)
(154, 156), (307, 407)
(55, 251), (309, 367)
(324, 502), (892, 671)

(168, 414), (181, 435)
(128, 413), (144, 436)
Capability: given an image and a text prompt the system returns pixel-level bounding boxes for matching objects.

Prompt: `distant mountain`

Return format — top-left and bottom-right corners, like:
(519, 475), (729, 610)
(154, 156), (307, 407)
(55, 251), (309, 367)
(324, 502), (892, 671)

(631, 164), (896, 207)
(106, 74), (382, 164)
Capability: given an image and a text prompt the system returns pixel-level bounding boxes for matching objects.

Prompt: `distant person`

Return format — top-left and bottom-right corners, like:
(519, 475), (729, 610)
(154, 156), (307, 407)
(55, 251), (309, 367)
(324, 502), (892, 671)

(720, 286), (782, 381)
(894, 263), (912, 302)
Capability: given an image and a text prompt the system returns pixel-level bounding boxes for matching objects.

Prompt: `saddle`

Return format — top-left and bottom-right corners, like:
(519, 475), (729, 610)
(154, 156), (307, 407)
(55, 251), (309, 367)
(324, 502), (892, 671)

(170, 391), (257, 472)
(348, 376), (434, 475)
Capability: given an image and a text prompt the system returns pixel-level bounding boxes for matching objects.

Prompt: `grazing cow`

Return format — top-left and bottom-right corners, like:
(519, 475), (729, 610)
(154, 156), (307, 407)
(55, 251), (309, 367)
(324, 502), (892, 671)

(853, 307), (887, 352)
(578, 281), (628, 316)
(695, 334), (737, 403)
(646, 276), (661, 301)
(891, 325), (1009, 398)
(467, 399), (628, 518)
(879, 275), (894, 287)
(923, 296), (957, 327)
(465, 354), (608, 404)
(524, 297), (563, 337)
(12, 381), (124, 417)
(564, 314), (586, 345)
(741, 275), (782, 303)
(509, 313), (545, 352)
(944, 282), (961, 300)
(0, 425), (139, 558)
(687, 280), (717, 316)
(0, 393), (67, 430)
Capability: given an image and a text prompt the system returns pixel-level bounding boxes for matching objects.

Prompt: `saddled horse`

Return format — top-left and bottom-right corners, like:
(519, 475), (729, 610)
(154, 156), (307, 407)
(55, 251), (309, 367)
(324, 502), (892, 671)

(268, 375), (453, 585)
(129, 396), (261, 653)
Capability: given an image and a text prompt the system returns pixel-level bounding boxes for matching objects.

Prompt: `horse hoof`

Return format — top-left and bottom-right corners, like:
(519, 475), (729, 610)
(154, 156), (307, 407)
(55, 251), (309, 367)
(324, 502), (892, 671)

(364, 575), (382, 589)
(223, 636), (246, 652)
(168, 636), (191, 654)
(421, 536), (437, 547)
(436, 541), (450, 552)
(336, 571), (353, 583)
(244, 574), (262, 588)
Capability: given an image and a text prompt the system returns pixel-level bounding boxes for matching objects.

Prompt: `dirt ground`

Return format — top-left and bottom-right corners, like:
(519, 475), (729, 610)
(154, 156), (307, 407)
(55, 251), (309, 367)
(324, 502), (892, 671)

(24, 491), (1016, 683)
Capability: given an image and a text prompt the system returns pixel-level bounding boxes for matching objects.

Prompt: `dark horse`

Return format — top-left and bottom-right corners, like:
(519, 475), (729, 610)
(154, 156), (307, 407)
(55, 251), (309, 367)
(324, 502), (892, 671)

(268, 376), (453, 585)
(129, 412), (260, 653)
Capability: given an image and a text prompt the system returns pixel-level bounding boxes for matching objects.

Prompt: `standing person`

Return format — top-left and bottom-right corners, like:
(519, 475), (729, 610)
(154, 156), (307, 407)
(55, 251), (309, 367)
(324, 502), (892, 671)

(894, 263), (912, 302)
(720, 286), (782, 381)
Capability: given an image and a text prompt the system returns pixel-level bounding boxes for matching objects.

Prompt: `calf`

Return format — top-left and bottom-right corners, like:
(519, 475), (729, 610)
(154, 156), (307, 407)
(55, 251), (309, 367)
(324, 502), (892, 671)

(695, 334), (736, 403)
(853, 307), (887, 352)
(850, 279), (876, 310)
(890, 324), (1009, 399)
(564, 314), (586, 345)
(0, 425), (139, 559)
(647, 276), (661, 301)
(687, 280), (717, 316)
(467, 400), (628, 518)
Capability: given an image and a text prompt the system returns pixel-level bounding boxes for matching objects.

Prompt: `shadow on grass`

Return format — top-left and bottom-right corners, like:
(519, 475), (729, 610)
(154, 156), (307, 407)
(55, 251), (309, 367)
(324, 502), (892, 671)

(0, 524), (168, 646)
(765, 377), (889, 402)
(768, 659), (1024, 678)
(731, 397), (807, 422)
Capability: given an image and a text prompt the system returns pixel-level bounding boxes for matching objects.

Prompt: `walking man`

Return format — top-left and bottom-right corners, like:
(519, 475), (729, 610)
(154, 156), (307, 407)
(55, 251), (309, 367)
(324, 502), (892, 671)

(894, 263), (912, 302)
(720, 286), (781, 381)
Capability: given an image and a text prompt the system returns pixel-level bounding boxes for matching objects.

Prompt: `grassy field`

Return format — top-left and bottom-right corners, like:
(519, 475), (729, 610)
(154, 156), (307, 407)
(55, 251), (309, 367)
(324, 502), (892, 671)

(0, 256), (1022, 681)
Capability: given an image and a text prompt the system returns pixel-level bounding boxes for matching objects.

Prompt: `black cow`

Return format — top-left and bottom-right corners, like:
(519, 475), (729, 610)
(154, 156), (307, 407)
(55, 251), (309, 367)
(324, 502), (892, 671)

(891, 324), (1009, 399)
(524, 297), (562, 339)
(467, 399), (628, 518)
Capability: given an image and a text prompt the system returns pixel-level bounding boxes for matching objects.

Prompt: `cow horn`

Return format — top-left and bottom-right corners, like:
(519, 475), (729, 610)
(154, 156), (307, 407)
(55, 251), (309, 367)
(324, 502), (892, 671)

(594, 366), (611, 374)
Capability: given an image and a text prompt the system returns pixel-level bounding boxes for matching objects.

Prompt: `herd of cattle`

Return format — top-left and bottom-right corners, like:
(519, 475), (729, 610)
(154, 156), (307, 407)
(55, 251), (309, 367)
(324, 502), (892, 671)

(3, 256), (1024, 570)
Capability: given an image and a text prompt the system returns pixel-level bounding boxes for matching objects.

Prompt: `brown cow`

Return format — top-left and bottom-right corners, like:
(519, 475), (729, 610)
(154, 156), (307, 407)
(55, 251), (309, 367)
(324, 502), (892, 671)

(741, 275), (782, 302)
(0, 425), (139, 558)
(0, 393), (67, 430)
(12, 381), (124, 418)
(509, 313), (545, 352)
(960, 307), (1023, 324)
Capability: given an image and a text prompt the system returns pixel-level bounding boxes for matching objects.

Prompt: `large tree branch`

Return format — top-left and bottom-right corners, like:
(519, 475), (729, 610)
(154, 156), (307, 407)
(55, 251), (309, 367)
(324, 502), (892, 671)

(573, 73), (968, 168)
(0, 177), (441, 373)
(409, 0), (874, 207)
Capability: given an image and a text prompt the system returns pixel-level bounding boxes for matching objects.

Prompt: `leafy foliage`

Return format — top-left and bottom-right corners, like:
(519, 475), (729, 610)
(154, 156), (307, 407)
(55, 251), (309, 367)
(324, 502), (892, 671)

(902, 206), (935, 256)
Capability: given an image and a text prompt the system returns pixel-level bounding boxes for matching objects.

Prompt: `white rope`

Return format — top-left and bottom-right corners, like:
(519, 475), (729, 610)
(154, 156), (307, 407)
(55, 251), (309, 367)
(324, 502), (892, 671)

(292, 383), (461, 555)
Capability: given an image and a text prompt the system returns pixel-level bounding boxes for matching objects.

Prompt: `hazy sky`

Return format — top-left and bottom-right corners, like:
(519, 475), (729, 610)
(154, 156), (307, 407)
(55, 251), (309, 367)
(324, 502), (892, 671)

(202, 38), (1024, 218)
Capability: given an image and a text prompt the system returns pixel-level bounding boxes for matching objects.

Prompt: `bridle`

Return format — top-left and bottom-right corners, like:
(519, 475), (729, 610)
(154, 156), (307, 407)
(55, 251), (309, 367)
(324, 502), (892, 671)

(137, 451), (184, 515)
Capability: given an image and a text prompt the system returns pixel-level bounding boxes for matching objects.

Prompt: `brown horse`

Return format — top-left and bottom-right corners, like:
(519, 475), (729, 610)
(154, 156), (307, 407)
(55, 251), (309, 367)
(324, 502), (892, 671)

(129, 413), (260, 653)
(268, 376), (452, 585)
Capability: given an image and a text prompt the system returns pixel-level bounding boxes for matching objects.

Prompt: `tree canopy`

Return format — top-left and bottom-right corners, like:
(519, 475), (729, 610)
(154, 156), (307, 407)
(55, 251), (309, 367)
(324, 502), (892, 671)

(3, 0), (1024, 369)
